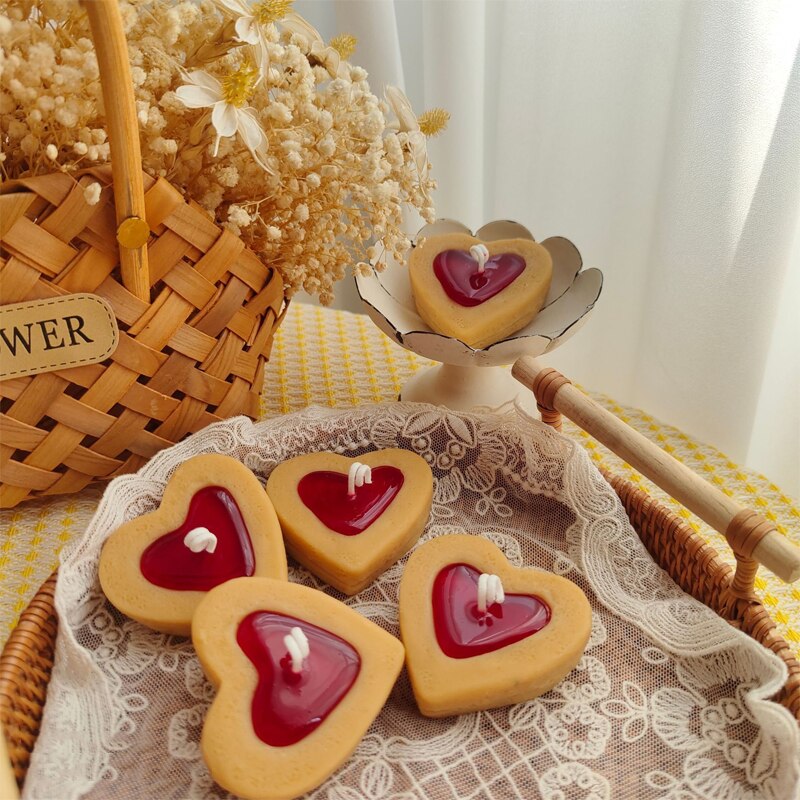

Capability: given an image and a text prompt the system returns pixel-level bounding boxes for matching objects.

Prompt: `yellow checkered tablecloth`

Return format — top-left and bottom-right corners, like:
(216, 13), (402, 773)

(1, 302), (799, 657)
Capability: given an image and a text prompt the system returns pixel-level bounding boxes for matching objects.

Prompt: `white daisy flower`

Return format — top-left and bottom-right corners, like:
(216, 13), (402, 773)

(175, 68), (270, 171)
(216, 0), (279, 74)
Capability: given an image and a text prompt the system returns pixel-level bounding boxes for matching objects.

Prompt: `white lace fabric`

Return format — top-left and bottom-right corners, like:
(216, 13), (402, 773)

(23, 404), (800, 800)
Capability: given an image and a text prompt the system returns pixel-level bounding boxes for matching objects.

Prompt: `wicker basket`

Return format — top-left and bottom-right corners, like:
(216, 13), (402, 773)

(2, 398), (799, 790)
(0, 2), (285, 508)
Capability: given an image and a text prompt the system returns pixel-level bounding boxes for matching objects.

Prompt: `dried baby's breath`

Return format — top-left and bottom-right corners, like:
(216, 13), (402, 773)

(0, 0), (441, 302)
(83, 181), (102, 205)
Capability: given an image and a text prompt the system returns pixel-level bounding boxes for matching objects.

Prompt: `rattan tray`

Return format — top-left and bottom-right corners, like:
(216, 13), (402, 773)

(2, 372), (799, 793)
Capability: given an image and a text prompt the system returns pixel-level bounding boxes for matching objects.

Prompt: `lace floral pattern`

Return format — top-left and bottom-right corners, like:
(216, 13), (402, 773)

(23, 405), (799, 799)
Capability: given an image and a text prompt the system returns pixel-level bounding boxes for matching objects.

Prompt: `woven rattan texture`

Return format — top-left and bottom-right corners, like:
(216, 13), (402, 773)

(602, 470), (800, 719)
(0, 573), (56, 785)
(0, 168), (284, 507)
(1, 303), (798, 657)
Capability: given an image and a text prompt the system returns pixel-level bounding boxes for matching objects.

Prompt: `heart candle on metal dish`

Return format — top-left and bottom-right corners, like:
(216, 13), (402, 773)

(409, 233), (553, 349)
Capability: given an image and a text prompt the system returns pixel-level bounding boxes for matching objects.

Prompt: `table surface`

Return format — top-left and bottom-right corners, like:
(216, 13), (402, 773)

(2, 302), (799, 659)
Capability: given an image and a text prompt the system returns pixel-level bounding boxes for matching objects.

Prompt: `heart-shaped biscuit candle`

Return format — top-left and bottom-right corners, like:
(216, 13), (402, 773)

(193, 577), (404, 800)
(409, 233), (553, 349)
(99, 454), (287, 636)
(266, 449), (433, 595)
(399, 534), (591, 717)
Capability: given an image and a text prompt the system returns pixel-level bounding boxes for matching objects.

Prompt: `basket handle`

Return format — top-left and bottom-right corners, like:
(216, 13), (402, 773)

(82, 0), (150, 302)
(512, 356), (800, 589)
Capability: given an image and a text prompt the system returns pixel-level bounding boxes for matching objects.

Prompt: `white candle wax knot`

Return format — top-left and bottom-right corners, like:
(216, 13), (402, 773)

(347, 462), (372, 496)
(470, 243), (490, 274)
(183, 526), (217, 554)
(284, 626), (310, 674)
(477, 573), (505, 613)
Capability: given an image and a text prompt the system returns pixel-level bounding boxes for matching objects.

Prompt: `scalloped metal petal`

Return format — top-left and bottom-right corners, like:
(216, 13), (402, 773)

(413, 219), (472, 242)
(475, 220), (535, 242)
(541, 237), (584, 307)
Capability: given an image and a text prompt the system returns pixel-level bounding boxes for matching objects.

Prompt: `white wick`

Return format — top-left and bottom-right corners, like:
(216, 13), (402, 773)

(477, 573), (505, 613)
(347, 462), (372, 496)
(283, 627), (310, 674)
(470, 243), (490, 274)
(183, 527), (217, 554)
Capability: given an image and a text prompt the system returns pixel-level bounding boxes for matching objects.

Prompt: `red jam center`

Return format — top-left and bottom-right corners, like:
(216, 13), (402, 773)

(433, 249), (526, 307)
(140, 486), (255, 591)
(237, 611), (361, 747)
(432, 563), (551, 658)
(297, 466), (404, 535)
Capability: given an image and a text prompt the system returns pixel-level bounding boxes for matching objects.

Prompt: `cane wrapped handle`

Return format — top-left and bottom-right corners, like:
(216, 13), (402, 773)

(513, 356), (800, 588)
(82, 0), (150, 301)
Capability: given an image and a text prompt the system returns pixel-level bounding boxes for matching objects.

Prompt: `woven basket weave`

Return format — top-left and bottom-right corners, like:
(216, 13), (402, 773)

(0, 3), (285, 508)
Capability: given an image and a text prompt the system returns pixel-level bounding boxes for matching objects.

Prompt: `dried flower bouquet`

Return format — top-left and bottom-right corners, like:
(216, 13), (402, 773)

(0, 0), (448, 303)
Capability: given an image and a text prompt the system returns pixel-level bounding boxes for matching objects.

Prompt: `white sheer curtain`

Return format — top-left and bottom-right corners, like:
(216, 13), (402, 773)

(296, 0), (800, 498)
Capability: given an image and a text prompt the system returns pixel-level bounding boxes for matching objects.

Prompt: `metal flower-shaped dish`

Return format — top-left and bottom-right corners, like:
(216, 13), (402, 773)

(355, 219), (603, 411)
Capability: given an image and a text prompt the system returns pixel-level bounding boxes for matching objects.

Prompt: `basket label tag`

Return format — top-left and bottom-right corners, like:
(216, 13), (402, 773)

(0, 293), (119, 380)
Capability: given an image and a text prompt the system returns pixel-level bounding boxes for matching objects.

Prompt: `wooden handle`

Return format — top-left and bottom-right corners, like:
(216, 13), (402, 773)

(512, 356), (800, 584)
(83, 0), (150, 301)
